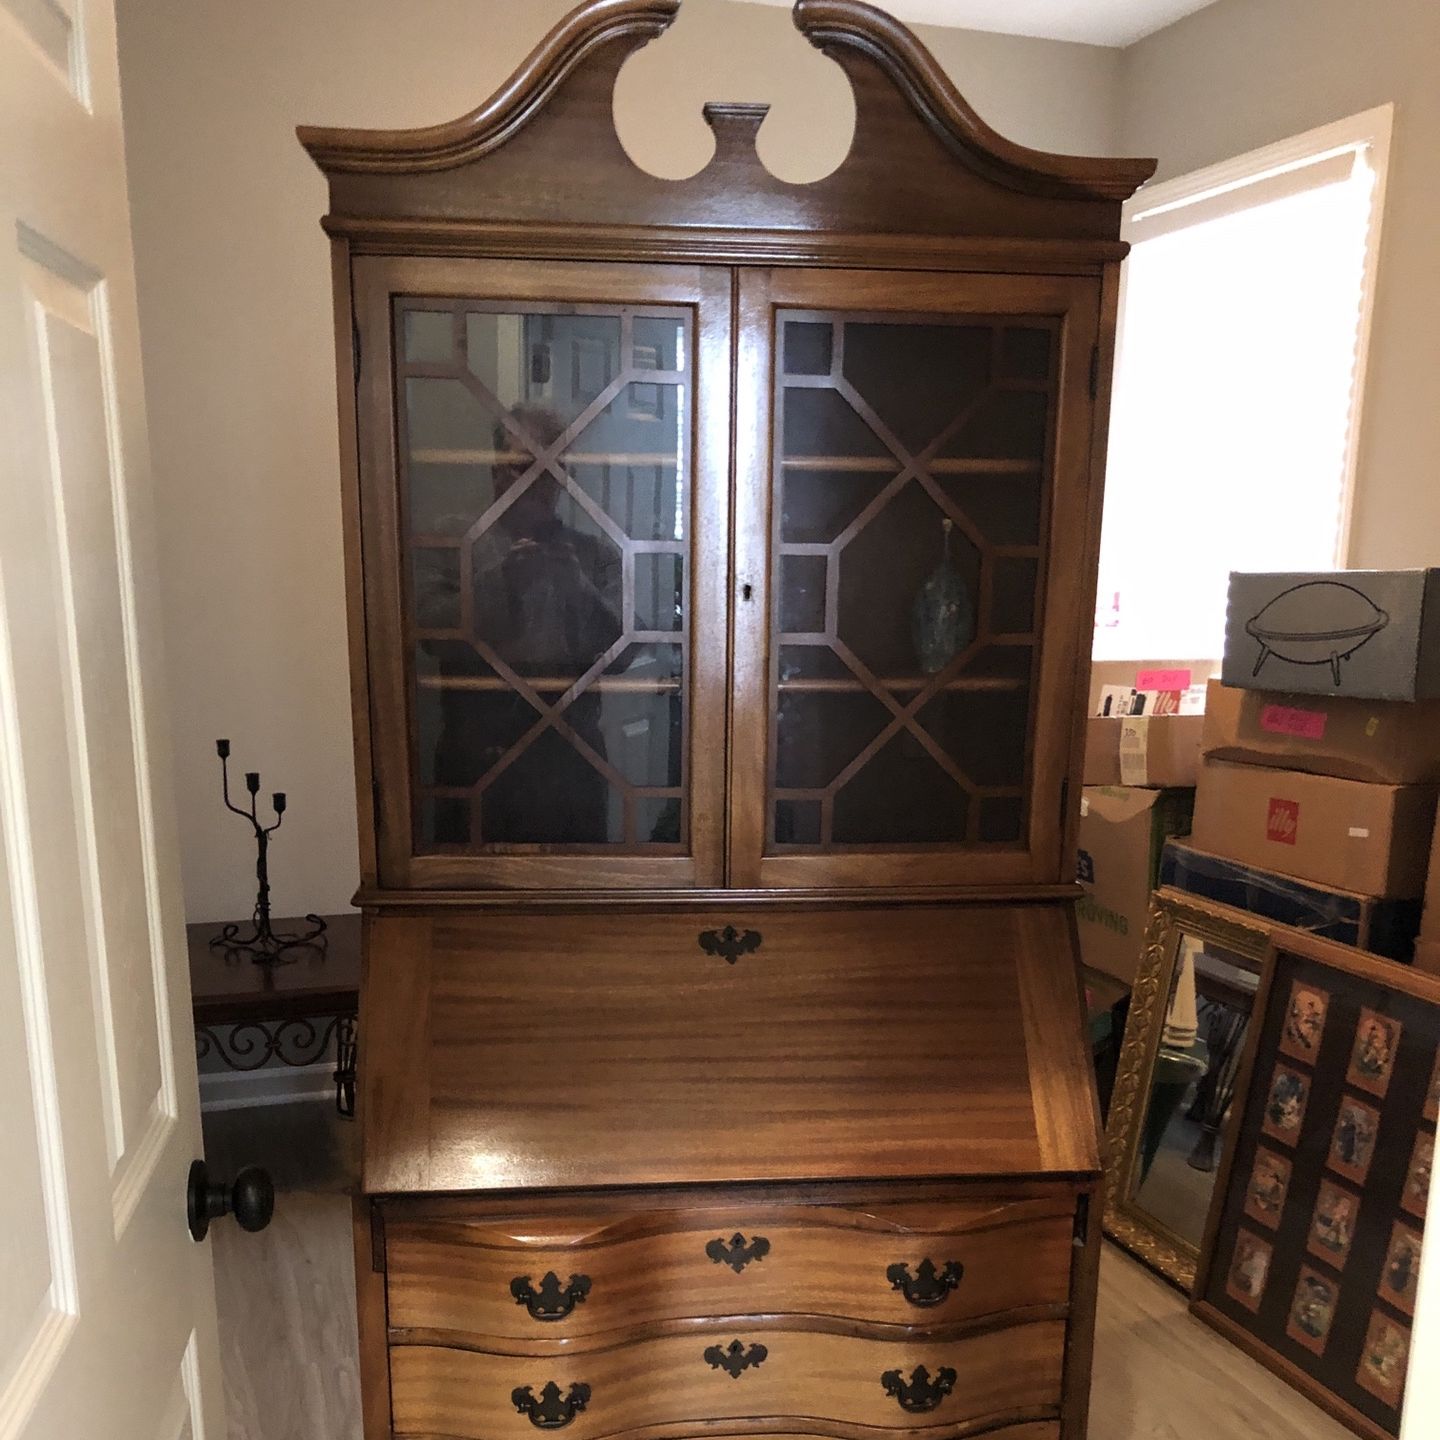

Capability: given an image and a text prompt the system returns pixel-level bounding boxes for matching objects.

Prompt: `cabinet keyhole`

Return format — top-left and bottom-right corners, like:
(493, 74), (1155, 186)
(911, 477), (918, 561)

(741, 583), (753, 602)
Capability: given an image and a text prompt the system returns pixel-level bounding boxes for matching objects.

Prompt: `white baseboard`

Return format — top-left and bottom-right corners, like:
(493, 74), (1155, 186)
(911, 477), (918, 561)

(200, 1061), (336, 1112)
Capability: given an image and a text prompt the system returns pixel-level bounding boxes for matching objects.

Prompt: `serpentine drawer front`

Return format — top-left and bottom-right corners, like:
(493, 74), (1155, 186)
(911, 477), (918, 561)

(388, 1322), (1067, 1438)
(677, 1432), (1062, 1440)
(385, 1198), (1074, 1341)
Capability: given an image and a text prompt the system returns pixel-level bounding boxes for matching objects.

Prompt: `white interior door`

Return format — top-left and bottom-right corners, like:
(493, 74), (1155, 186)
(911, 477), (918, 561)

(0, 2), (225, 1438)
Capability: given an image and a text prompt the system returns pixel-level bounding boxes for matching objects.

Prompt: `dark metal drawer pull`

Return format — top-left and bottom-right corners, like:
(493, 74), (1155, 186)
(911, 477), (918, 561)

(510, 1271), (592, 1321)
(698, 925), (762, 964)
(512, 1381), (591, 1429)
(881, 1365), (957, 1414)
(706, 1232), (770, 1272)
(704, 1339), (768, 1379)
(886, 1258), (964, 1307)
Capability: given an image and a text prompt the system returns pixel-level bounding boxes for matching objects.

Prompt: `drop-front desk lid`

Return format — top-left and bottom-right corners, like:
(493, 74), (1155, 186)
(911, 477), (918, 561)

(360, 902), (1099, 1195)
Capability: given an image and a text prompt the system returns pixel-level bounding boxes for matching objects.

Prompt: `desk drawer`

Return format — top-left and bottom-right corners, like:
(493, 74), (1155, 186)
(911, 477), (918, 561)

(389, 1322), (1065, 1438)
(386, 1198), (1073, 1341)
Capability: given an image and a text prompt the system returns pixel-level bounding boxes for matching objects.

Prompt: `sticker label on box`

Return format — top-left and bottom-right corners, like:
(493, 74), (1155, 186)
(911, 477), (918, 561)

(1267, 797), (1300, 845)
(1136, 689), (1183, 716)
(1260, 704), (1328, 741)
(1137, 668), (1192, 691)
(1118, 717), (1151, 786)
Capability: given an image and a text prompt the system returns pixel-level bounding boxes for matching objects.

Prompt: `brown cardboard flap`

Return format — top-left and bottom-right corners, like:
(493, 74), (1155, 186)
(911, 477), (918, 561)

(1414, 938), (1440, 977)
(1421, 809), (1440, 946)
(359, 904), (1099, 1195)
(1075, 786), (1193, 984)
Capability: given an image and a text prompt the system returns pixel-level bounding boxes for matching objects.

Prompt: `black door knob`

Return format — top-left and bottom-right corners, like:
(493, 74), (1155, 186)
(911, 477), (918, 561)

(187, 1159), (275, 1241)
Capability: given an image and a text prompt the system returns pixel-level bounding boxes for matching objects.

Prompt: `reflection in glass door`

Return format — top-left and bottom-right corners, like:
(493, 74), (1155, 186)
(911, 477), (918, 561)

(395, 299), (692, 852)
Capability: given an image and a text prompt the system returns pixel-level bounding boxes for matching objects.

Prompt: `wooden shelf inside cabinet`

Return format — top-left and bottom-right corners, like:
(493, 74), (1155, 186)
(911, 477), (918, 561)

(410, 448), (681, 467)
(781, 456), (1043, 475)
(415, 675), (681, 694)
(777, 675), (1028, 693)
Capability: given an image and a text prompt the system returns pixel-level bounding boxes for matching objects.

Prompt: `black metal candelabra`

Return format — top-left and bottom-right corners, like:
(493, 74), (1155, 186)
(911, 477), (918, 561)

(210, 738), (326, 965)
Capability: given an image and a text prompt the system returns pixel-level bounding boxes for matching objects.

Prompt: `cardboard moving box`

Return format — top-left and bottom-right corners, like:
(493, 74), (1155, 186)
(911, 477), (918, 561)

(1190, 760), (1438, 898)
(1075, 785), (1194, 985)
(1084, 713), (1205, 787)
(1223, 569), (1440, 701)
(1415, 938), (1440, 977)
(1421, 808), (1440, 946)
(1202, 679), (1440, 784)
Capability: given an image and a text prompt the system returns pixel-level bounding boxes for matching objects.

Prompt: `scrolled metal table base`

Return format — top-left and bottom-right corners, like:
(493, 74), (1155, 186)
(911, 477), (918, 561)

(196, 1014), (358, 1117)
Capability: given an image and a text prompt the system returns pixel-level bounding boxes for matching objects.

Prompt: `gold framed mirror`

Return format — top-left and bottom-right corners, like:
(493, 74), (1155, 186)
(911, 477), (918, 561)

(1102, 887), (1273, 1291)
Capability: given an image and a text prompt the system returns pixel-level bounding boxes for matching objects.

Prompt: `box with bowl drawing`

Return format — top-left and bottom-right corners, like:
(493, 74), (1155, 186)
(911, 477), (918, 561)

(1222, 570), (1440, 702)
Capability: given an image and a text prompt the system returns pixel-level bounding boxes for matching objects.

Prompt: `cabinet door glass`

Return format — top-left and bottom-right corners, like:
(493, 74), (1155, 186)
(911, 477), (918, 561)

(769, 310), (1055, 850)
(397, 299), (691, 850)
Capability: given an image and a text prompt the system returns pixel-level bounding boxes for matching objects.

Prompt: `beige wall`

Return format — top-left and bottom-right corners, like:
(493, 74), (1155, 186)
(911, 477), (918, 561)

(114, 0), (1122, 922)
(1119, 0), (1440, 573)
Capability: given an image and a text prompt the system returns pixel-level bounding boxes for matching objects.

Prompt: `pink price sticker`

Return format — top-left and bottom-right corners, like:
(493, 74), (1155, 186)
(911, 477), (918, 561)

(1135, 668), (1191, 691)
(1260, 704), (1328, 741)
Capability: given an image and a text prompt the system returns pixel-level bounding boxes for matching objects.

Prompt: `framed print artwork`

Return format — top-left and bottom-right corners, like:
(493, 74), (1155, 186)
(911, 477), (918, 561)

(1378, 1222), (1421, 1316)
(1287, 1265), (1340, 1356)
(1281, 980), (1330, 1063)
(1307, 1179), (1360, 1271)
(1192, 931), (1440, 1440)
(1399, 1132), (1432, 1221)
(1328, 1095), (1382, 1185)
(1245, 1147), (1293, 1229)
(1347, 1009), (1403, 1099)
(1262, 1063), (1312, 1145)
(1225, 1228), (1273, 1313)
(1357, 1310), (1410, 1409)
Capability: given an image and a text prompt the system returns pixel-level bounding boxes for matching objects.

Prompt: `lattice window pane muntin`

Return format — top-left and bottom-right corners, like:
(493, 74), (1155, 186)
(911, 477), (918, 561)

(397, 299), (692, 852)
(769, 310), (1057, 851)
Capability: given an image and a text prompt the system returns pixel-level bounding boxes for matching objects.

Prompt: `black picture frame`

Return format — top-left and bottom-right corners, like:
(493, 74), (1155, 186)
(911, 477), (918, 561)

(1192, 930), (1440, 1440)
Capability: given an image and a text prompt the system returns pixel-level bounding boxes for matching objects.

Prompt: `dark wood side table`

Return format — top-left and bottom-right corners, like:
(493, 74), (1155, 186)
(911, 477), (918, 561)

(187, 913), (360, 1114)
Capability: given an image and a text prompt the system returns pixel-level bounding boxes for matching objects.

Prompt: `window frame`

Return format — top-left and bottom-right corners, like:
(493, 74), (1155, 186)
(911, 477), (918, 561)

(1099, 103), (1394, 667)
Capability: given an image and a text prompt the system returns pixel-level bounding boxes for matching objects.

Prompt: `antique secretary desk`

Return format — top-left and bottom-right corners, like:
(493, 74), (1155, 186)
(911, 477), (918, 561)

(300, 2), (1154, 1435)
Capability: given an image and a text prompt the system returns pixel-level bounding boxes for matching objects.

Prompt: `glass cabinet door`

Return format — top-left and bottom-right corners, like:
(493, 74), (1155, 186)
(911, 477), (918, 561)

(354, 258), (730, 889)
(731, 269), (1102, 888)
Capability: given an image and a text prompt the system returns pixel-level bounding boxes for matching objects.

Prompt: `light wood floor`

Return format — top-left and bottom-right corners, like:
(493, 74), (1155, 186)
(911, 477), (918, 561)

(207, 1104), (1355, 1440)
(212, 1190), (361, 1440)
(1092, 1247), (1352, 1440)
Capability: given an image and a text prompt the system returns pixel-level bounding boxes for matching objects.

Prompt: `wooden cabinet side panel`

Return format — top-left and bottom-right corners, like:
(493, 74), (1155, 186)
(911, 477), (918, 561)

(1062, 260), (1124, 868)
(330, 236), (378, 888)
(354, 1196), (393, 1440)
(1015, 905), (1102, 1177)
(361, 912), (434, 1195)
(1061, 1190), (1101, 1440)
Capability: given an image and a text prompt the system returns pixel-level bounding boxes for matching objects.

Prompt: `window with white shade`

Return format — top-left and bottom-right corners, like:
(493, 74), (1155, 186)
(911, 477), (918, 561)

(1093, 106), (1393, 663)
